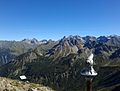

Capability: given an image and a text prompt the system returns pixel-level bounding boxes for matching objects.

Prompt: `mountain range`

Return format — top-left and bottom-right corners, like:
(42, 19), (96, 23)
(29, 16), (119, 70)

(0, 35), (120, 91)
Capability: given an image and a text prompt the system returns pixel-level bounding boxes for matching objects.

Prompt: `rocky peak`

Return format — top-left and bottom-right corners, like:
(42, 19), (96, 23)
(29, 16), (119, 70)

(59, 35), (84, 46)
(83, 36), (96, 42)
(31, 38), (39, 44)
(22, 38), (39, 44)
(97, 36), (109, 43)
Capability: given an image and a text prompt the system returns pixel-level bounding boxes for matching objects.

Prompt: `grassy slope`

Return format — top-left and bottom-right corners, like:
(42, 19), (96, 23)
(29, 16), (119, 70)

(0, 77), (55, 91)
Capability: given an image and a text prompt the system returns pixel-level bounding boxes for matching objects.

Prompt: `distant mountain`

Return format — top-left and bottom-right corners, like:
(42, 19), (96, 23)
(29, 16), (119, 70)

(22, 38), (39, 44)
(22, 38), (48, 45)
(46, 36), (84, 59)
(0, 40), (38, 66)
(0, 35), (120, 91)
(0, 39), (56, 66)
(97, 36), (109, 43)
(46, 35), (120, 61)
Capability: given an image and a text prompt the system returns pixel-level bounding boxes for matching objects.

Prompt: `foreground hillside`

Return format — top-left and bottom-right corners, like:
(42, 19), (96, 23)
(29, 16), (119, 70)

(0, 77), (55, 91)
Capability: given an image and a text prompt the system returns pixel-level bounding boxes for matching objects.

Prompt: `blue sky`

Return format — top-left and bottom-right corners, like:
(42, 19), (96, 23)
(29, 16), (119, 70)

(0, 0), (120, 40)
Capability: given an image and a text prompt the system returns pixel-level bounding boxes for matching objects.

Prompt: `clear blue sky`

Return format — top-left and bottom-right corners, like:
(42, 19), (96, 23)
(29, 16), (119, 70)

(0, 0), (120, 40)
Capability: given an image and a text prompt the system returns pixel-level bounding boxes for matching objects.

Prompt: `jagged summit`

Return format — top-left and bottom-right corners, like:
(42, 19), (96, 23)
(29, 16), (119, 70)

(46, 35), (120, 58)
(47, 35), (84, 58)
(22, 38), (40, 44)
(22, 38), (48, 45)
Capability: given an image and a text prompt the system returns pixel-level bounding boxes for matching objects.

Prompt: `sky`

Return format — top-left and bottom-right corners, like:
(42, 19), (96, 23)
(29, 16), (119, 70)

(0, 0), (120, 40)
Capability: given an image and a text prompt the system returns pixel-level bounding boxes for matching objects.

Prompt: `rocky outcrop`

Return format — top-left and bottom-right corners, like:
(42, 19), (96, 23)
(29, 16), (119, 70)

(0, 77), (55, 91)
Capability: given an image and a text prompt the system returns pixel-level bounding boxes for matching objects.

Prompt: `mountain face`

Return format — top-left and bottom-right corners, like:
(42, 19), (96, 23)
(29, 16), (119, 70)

(22, 38), (40, 44)
(0, 35), (120, 91)
(46, 36), (84, 59)
(47, 35), (120, 61)
(97, 36), (109, 43)
(0, 39), (56, 66)
(0, 41), (38, 66)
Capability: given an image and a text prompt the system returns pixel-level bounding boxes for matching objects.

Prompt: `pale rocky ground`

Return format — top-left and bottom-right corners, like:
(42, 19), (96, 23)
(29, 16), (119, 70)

(0, 77), (55, 91)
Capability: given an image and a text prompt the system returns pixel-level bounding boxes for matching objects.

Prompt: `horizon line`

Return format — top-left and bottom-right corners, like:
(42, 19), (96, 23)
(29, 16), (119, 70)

(0, 34), (119, 41)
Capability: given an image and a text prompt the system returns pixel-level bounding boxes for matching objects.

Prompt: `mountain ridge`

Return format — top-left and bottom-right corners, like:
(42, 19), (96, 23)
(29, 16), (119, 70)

(0, 35), (120, 91)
